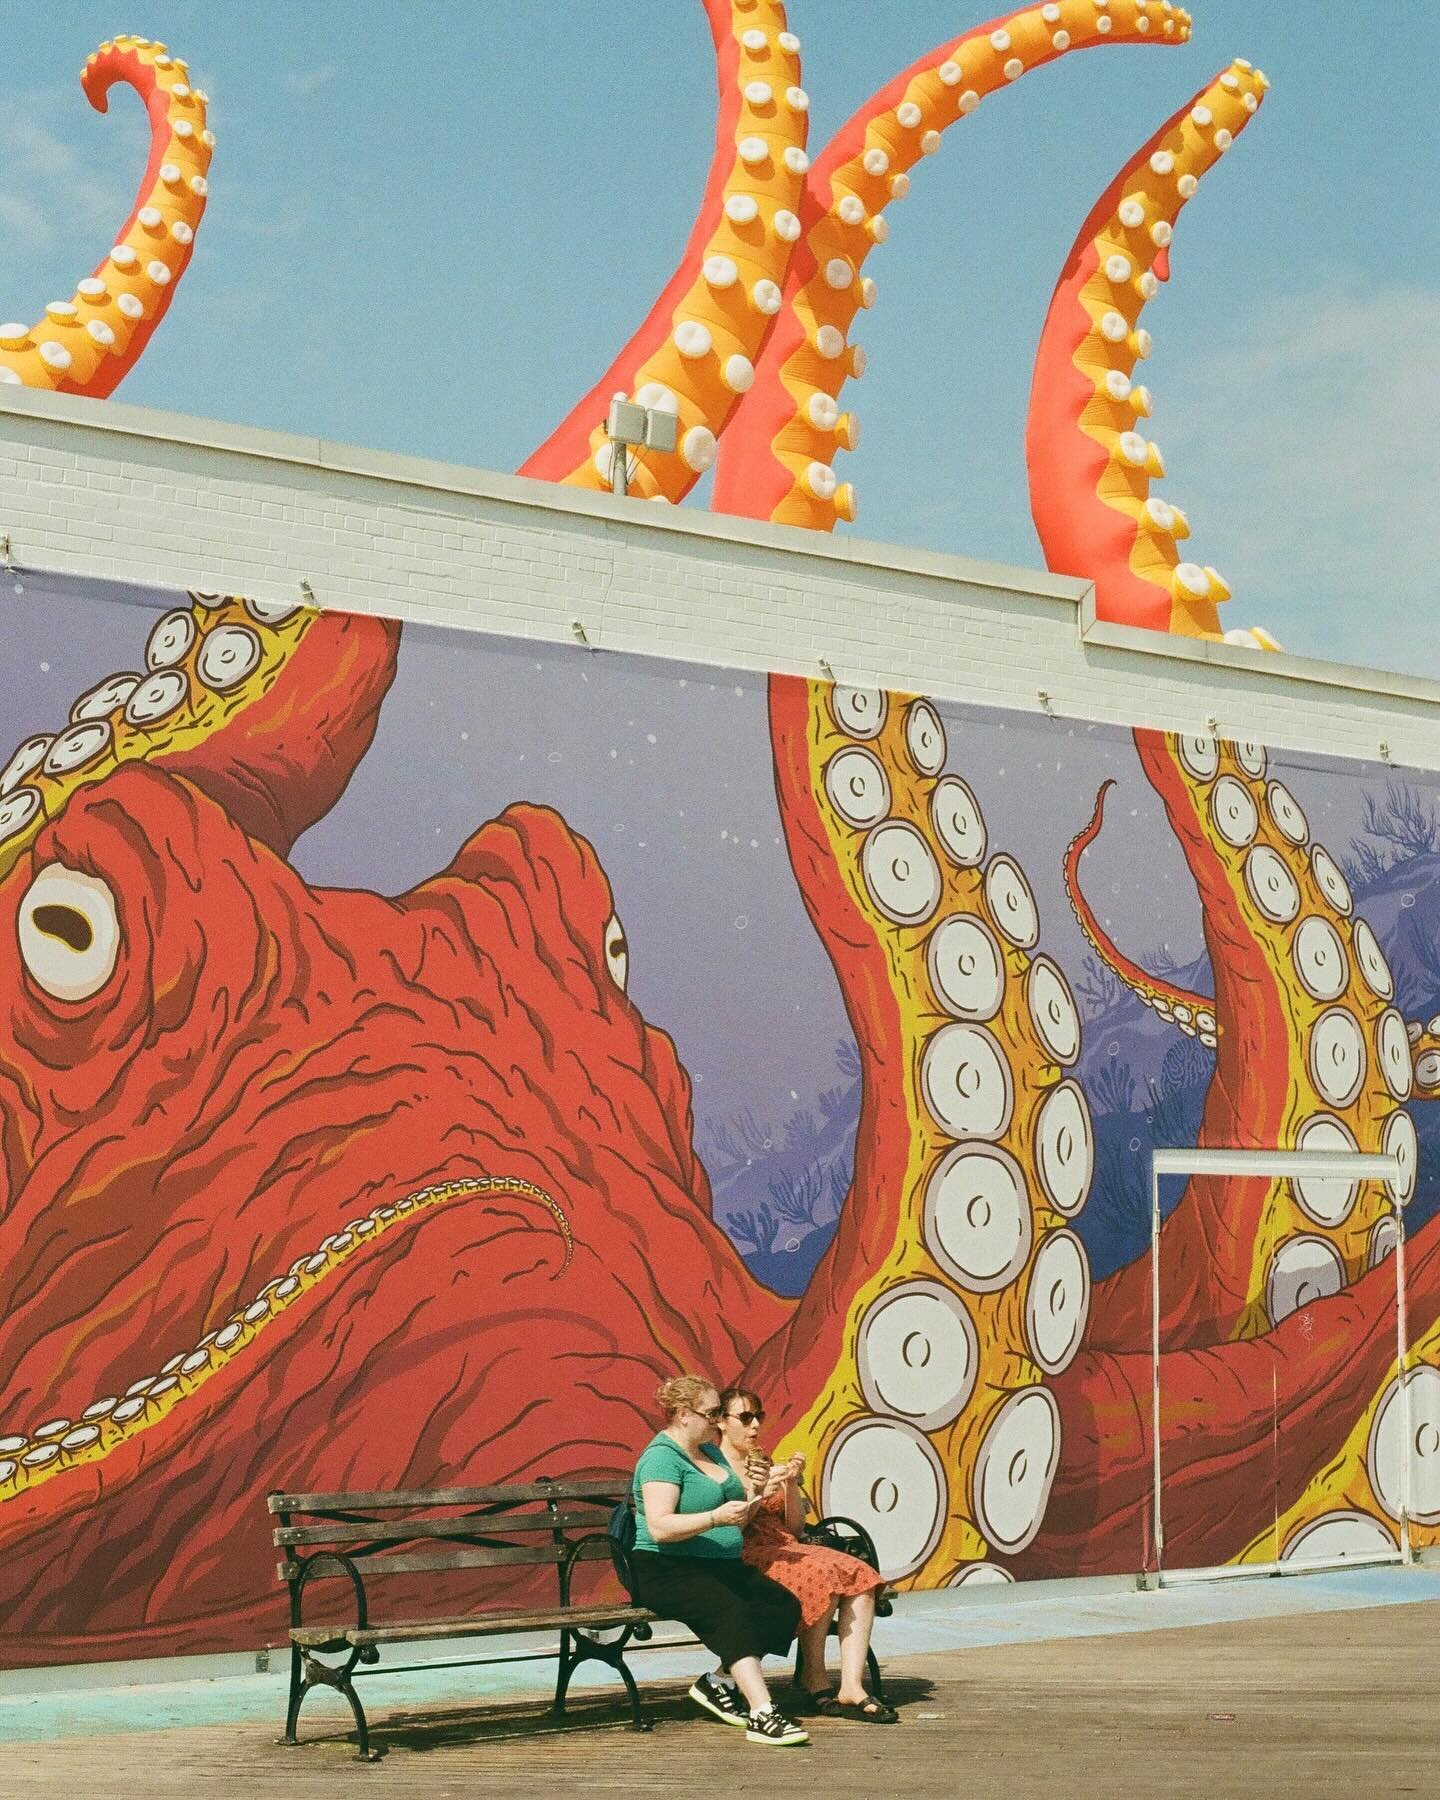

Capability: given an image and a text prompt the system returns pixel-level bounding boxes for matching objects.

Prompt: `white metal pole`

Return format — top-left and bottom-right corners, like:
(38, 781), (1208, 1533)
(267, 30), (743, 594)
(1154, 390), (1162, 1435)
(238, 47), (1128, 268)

(1151, 1161), (1164, 1583)
(1395, 1201), (1414, 1565)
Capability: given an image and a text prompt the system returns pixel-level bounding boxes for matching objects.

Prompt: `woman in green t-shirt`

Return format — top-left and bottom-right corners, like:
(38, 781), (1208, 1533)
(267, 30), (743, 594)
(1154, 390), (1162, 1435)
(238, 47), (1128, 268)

(631, 1373), (808, 1747)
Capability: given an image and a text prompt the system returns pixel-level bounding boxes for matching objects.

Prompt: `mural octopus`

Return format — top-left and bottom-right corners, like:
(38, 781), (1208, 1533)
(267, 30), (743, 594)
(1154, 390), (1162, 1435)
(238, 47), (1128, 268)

(0, 8), (1438, 1666)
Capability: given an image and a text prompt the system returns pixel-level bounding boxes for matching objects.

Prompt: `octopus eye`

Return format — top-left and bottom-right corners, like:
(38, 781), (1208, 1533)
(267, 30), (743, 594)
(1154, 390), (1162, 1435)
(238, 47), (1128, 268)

(604, 915), (628, 992)
(17, 865), (121, 1002)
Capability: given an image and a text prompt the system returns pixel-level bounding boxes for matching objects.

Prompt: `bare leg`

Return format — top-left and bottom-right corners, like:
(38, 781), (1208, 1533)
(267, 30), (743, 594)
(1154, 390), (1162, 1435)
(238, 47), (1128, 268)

(835, 1591), (877, 1705)
(798, 1611), (834, 1694)
(727, 1654), (775, 1716)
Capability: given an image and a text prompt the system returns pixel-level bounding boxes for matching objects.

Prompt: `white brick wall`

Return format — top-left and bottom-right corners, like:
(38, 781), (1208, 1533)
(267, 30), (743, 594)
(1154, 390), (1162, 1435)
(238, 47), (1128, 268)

(3, 385), (1437, 769)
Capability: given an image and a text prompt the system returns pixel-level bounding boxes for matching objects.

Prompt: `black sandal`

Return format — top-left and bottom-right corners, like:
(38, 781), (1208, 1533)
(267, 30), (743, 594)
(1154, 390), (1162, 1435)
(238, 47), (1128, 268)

(791, 1685), (837, 1715)
(823, 1695), (898, 1724)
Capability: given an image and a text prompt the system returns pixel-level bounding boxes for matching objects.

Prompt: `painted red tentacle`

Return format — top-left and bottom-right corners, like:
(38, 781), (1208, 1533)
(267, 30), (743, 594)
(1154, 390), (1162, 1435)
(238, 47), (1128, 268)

(152, 607), (404, 857)
(0, 38), (212, 397)
(518, 2), (807, 502)
(1022, 1205), (1440, 1577)
(0, 595), (402, 882)
(1026, 59), (1269, 635)
(740, 676), (913, 1418)
(1065, 779), (1215, 1022)
(712, 0), (1191, 527)
(1087, 728), (1296, 1349)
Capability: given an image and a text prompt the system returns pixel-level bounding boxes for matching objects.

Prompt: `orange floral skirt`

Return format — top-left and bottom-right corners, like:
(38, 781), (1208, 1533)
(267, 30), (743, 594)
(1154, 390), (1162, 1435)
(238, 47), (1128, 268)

(741, 1501), (885, 1629)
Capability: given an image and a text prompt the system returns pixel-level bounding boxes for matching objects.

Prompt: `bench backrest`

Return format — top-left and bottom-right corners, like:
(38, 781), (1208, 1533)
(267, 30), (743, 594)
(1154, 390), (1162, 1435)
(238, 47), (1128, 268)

(268, 1478), (628, 1587)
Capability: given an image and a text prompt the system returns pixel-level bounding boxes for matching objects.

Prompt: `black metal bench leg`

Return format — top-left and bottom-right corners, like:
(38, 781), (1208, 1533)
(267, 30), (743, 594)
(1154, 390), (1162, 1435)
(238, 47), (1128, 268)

(338, 1669), (376, 1762)
(866, 1645), (887, 1705)
(615, 1653), (652, 1733)
(280, 1643), (306, 1745)
(552, 1630), (575, 1716)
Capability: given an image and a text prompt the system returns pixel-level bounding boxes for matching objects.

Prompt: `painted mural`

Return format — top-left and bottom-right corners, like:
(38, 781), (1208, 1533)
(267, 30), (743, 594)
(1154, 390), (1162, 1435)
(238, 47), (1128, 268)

(0, 567), (1438, 1668)
(1, 3), (1438, 1669)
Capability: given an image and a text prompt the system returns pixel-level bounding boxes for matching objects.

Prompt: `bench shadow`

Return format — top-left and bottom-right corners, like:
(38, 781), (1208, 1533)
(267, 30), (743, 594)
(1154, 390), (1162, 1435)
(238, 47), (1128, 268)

(281, 1673), (938, 1761)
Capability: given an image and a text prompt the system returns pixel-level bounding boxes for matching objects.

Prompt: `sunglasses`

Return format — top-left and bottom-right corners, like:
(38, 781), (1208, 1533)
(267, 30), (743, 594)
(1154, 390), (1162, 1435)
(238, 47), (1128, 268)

(692, 1405), (723, 1422)
(728, 1409), (765, 1426)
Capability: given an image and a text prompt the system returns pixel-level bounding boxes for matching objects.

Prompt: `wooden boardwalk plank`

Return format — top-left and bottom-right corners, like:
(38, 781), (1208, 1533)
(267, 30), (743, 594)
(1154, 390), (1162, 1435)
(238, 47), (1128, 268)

(5, 1600), (1436, 1797)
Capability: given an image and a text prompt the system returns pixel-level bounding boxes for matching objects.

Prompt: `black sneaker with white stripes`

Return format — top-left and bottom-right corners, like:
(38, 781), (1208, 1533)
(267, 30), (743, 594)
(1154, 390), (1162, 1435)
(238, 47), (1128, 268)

(688, 1672), (747, 1728)
(744, 1706), (810, 1747)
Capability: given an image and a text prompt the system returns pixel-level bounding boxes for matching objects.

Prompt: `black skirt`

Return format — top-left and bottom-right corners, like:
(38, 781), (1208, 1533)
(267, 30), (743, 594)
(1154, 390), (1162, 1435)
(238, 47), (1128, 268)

(629, 1550), (801, 1668)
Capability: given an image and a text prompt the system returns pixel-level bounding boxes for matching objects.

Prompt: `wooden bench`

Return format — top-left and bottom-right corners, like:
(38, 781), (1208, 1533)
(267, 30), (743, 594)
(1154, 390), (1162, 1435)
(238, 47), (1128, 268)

(269, 1478), (655, 1760)
(268, 1479), (891, 1760)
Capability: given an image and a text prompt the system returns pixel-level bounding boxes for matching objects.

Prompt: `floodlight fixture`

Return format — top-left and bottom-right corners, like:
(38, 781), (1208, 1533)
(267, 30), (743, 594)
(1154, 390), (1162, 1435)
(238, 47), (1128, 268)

(604, 394), (678, 497)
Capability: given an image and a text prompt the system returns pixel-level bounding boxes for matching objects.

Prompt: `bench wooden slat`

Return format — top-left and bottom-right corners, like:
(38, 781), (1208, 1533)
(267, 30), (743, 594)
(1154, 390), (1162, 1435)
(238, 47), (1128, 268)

(291, 1603), (655, 1649)
(277, 1538), (613, 1582)
(273, 1509), (614, 1548)
(268, 1479), (625, 1513)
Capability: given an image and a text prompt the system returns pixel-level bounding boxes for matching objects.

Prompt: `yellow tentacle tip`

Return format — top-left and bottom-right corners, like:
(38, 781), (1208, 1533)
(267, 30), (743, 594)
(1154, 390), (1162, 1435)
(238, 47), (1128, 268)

(1171, 561), (1213, 605)
(1223, 626), (1283, 653)
(1203, 566), (1233, 605)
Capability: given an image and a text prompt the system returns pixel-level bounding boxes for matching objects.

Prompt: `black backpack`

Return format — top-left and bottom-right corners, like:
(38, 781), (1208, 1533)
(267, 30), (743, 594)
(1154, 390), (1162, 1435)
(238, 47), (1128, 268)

(608, 1495), (638, 1595)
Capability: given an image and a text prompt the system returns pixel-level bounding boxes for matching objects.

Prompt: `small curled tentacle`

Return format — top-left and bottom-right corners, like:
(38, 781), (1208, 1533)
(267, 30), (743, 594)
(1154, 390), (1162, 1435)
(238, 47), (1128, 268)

(1064, 780), (1216, 1033)
(1026, 57), (1269, 635)
(0, 38), (212, 397)
(712, 0), (1191, 528)
(519, 1), (809, 503)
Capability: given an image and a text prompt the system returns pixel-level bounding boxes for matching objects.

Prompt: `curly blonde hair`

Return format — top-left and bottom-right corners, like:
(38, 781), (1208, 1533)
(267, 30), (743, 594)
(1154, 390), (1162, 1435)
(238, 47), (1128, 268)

(655, 1373), (717, 1420)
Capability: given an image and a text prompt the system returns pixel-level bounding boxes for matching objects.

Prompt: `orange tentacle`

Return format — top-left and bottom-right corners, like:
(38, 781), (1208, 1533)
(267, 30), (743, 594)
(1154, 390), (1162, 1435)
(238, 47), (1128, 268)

(712, 0), (1192, 528)
(518, 1), (808, 502)
(1026, 59), (1269, 635)
(0, 38), (213, 398)
(1065, 780), (1215, 1033)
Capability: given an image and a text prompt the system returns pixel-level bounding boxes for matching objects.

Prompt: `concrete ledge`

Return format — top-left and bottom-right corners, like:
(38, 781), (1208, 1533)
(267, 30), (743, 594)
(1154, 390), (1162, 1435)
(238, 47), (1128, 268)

(0, 385), (1088, 611)
(1080, 599), (1440, 714)
(2, 386), (1436, 768)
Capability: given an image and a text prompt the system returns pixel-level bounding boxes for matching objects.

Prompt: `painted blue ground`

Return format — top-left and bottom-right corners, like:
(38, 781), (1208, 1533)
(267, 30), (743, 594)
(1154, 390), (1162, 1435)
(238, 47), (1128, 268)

(5, 1564), (1440, 1744)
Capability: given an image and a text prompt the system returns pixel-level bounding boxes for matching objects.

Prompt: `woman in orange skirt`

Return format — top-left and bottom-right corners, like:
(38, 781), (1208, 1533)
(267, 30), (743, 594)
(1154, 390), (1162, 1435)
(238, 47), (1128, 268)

(716, 1386), (897, 1722)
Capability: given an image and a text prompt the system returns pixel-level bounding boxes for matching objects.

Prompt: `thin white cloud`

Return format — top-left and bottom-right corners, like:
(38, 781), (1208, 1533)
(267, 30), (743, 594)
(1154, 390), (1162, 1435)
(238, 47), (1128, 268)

(1159, 284), (1440, 674)
(0, 88), (128, 256)
(286, 65), (338, 96)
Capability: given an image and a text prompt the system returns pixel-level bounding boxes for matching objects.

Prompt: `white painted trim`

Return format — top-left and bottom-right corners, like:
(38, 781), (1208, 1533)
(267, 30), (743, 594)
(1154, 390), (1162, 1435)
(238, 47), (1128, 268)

(1152, 1148), (1400, 1179)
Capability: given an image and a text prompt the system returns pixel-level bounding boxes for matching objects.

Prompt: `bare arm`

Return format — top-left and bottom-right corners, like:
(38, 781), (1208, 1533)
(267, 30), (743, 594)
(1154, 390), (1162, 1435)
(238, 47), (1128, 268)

(641, 1480), (754, 1545)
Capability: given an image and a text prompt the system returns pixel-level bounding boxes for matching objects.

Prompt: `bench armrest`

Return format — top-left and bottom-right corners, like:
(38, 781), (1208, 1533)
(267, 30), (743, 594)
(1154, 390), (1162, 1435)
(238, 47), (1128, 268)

(803, 1514), (880, 1568)
(287, 1549), (370, 1637)
(558, 1530), (640, 1608)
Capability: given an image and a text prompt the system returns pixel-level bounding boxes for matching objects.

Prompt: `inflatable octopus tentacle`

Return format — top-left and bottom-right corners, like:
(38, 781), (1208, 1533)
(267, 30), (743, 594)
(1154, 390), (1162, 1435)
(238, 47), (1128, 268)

(518, 0), (809, 502)
(0, 38), (212, 398)
(1026, 59), (1268, 635)
(711, 0), (1192, 528)
(0, 592), (400, 875)
(1064, 779), (1216, 1031)
(744, 676), (1095, 1583)
(1026, 88), (1416, 1352)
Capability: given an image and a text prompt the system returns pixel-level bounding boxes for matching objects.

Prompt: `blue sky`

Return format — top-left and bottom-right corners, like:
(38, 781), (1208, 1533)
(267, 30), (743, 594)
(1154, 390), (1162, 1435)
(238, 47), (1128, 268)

(2, 3), (1436, 677)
